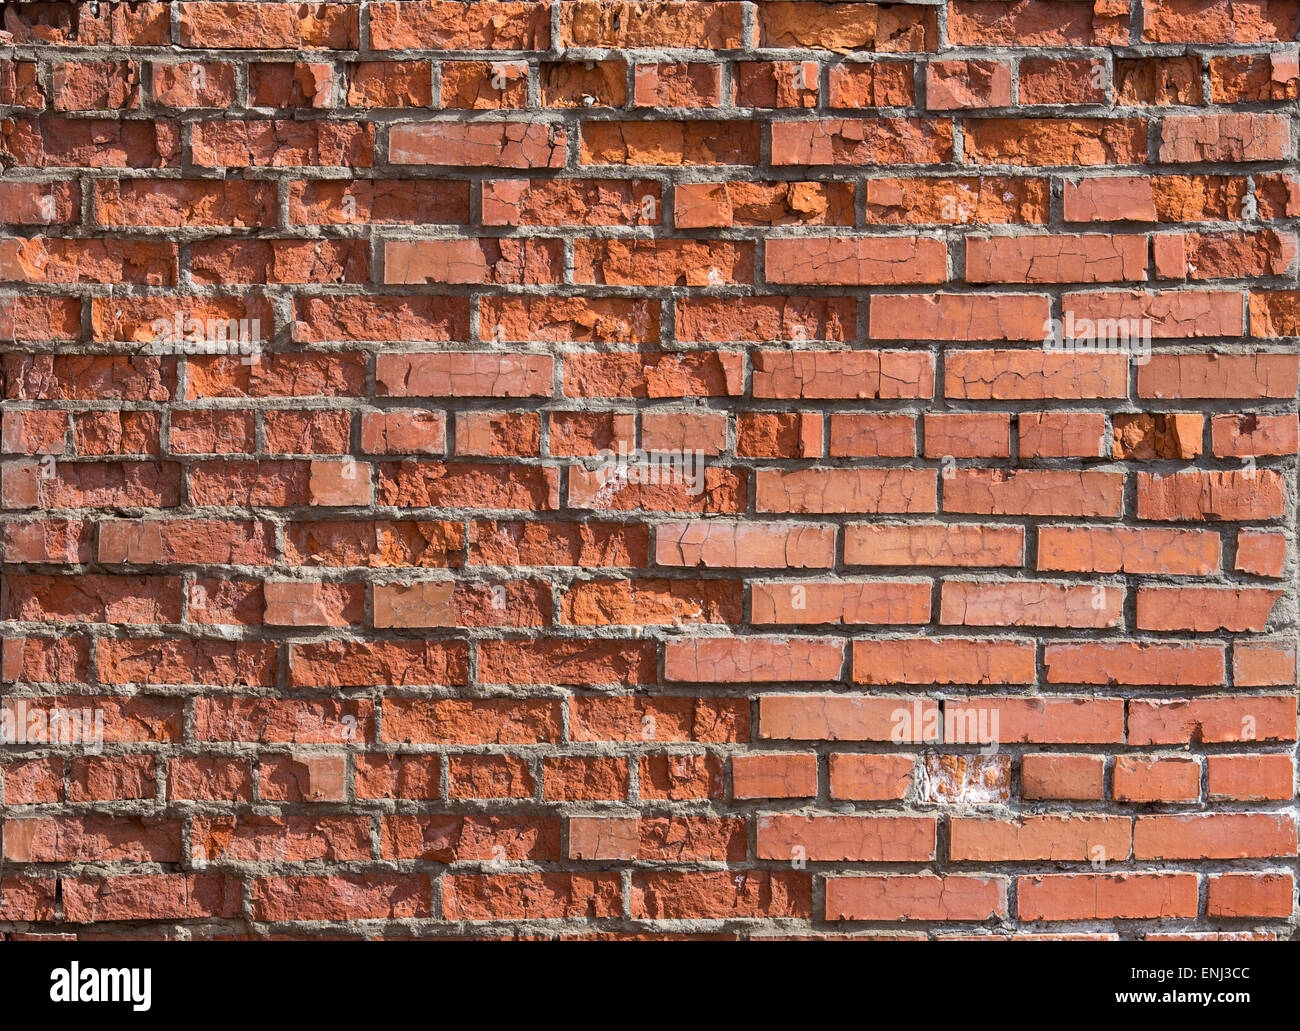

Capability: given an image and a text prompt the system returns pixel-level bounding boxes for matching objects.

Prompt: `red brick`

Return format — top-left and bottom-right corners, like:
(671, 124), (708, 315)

(1045, 642), (1224, 686)
(965, 118), (1146, 165)
(192, 120), (374, 167)
(1019, 411), (1107, 458)
(757, 815), (936, 862)
(945, 351), (1127, 399)
(757, 468), (936, 514)
(759, 695), (938, 742)
(946, 469), (1123, 517)
(966, 234), (1147, 283)
(759, 3), (935, 51)
(1038, 526), (1220, 575)
(1018, 874), (1197, 921)
(1129, 696), (1297, 745)
(940, 580), (1120, 629)
(1021, 754), (1105, 801)
(563, 2), (745, 49)
(871, 294), (1050, 340)
(1159, 113), (1291, 162)
(867, 176), (1049, 224)
(753, 350), (934, 399)
(1018, 57), (1108, 105)
(655, 521), (835, 568)
(1136, 587), (1281, 632)
(845, 523), (1024, 567)
(732, 753), (818, 799)
(631, 871), (809, 920)
(582, 121), (759, 165)
(1207, 755), (1294, 801)
(926, 60), (1012, 109)
(1134, 814), (1297, 859)
(1113, 757), (1200, 803)
(1223, 330), (1300, 382)
(766, 237), (947, 285)
(568, 816), (638, 860)
(1207, 873), (1294, 919)
(828, 874), (1006, 921)
(1143, 0), (1299, 43)
(1137, 470), (1285, 521)
(828, 754), (916, 801)
(853, 638), (1034, 685)
(830, 413), (914, 457)
(949, 2), (1129, 46)
(1236, 530), (1287, 576)
(252, 876), (428, 921)
(665, 637), (844, 683)
(1064, 177), (1158, 222)
(1212, 414), (1298, 457)
(771, 119), (953, 165)
(950, 816), (1131, 862)
(752, 581), (930, 625)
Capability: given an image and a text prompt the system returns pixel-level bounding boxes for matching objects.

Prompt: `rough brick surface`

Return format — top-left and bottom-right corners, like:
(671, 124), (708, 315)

(0, 0), (1296, 942)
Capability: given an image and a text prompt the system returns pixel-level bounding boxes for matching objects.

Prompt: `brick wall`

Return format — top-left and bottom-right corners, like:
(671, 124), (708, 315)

(0, 0), (1296, 940)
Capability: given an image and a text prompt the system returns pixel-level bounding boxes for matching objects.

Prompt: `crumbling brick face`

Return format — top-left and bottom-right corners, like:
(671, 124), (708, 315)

(0, 0), (1296, 941)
